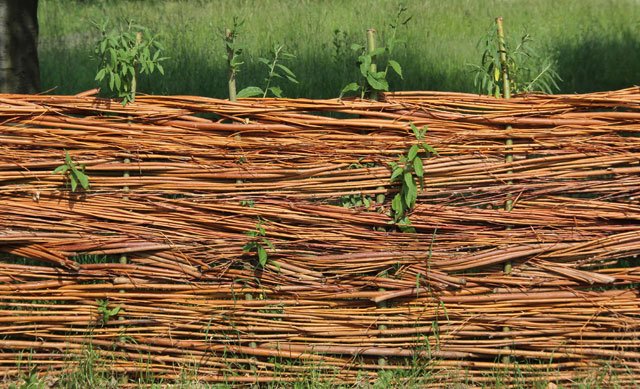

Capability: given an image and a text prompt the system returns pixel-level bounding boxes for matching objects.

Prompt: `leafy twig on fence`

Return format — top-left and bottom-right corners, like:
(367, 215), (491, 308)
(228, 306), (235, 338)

(93, 19), (167, 105)
(243, 217), (274, 268)
(53, 151), (90, 192)
(388, 124), (437, 231)
(237, 44), (298, 98)
(470, 21), (561, 96)
(340, 5), (411, 98)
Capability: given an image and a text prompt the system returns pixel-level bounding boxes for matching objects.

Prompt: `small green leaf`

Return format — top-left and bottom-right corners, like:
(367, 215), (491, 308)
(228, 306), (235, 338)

(421, 143), (438, 155)
(263, 238), (275, 250)
(109, 305), (121, 316)
(276, 64), (297, 80)
(340, 82), (360, 97)
(53, 165), (69, 174)
(414, 157), (424, 178)
(366, 73), (389, 91)
(258, 246), (268, 267)
(369, 47), (385, 57)
(268, 86), (283, 98)
(388, 60), (403, 79)
(410, 123), (420, 139)
(237, 86), (264, 98)
(75, 170), (90, 190)
(390, 166), (403, 182)
(391, 193), (403, 216)
(407, 144), (419, 161)
(359, 54), (372, 77)
(95, 68), (106, 81)
(70, 176), (78, 192)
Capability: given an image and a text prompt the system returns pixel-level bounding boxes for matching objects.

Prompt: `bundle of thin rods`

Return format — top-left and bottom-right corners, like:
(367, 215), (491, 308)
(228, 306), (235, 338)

(0, 88), (639, 385)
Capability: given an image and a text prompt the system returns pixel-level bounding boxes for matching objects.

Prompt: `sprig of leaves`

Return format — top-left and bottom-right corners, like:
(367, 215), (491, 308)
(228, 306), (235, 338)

(388, 124), (437, 231)
(340, 5), (411, 98)
(96, 299), (121, 325)
(224, 17), (245, 75)
(243, 217), (275, 268)
(237, 44), (298, 98)
(470, 22), (561, 96)
(53, 151), (90, 192)
(94, 19), (167, 105)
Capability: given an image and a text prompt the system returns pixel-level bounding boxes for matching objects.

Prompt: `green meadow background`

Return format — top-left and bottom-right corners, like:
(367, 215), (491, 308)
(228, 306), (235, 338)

(39, 0), (640, 98)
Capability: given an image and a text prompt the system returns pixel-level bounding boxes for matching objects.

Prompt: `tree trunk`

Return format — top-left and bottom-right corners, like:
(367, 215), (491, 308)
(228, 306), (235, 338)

(0, 0), (40, 93)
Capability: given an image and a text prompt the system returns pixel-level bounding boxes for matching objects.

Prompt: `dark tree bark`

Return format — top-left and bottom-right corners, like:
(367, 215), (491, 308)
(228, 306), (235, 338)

(0, 0), (40, 93)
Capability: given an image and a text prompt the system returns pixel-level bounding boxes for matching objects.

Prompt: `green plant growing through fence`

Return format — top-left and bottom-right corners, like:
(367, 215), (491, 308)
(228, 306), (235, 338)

(388, 124), (437, 231)
(53, 151), (90, 192)
(223, 17), (245, 101)
(237, 44), (298, 98)
(470, 20), (561, 97)
(96, 299), (121, 326)
(340, 5), (411, 98)
(93, 19), (167, 105)
(339, 160), (376, 208)
(243, 217), (274, 268)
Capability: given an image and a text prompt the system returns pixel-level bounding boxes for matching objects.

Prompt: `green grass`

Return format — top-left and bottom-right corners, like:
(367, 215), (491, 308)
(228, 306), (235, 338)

(4, 351), (635, 388)
(39, 0), (640, 99)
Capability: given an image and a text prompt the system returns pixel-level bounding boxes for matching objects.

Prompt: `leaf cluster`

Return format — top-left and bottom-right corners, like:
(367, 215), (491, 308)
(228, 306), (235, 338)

(340, 5), (411, 98)
(93, 19), (167, 105)
(96, 299), (121, 325)
(471, 22), (561, 96)
(243, 218), (274, 268)
(53, 151), (90, 192)
(223, 17), (245, 76)
(388, 124), (437, 231)
(340, 193), (372, 209)
(237, 44), (298, 98)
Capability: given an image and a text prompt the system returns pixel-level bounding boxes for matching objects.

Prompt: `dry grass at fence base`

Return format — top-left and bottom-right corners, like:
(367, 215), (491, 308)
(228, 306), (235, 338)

(1, 88), (639, 385)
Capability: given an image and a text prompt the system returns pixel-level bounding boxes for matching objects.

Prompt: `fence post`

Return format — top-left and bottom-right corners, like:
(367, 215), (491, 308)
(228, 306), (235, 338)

(368, 29), (387, 229)
(366, 27), (389, 367)
(496, 16), (513, 366)
(225, 28), (238, 102)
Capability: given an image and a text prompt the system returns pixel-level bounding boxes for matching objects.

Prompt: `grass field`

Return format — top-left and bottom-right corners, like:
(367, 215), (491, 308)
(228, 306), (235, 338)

(39, 0), (640, 99)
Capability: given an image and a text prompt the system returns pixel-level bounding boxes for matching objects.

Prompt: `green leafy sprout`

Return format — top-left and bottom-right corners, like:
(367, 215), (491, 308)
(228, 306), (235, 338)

(242, 217), (275, 268)
(53, 151), (90, 192)
(470, 21), (561, 97)
(340, 5), (411, 98)
(237, 44), (299, 98)
(96, 299), (121, 325)
(223, 16), (245, 101)
(94, 19), (167, 105)
(388, 124), (437, 231)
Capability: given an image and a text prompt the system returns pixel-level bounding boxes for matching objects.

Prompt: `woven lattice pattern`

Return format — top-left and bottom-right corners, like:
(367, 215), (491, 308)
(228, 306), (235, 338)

(1, 89), (639, 385)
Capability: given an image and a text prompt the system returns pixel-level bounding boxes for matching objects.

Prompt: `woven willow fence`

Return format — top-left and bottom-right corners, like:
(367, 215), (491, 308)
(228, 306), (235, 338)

(1, 88), (639, 386)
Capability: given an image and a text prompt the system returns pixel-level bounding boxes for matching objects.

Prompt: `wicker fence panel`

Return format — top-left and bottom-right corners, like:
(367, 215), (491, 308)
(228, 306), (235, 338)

(1, 88), (639, 385)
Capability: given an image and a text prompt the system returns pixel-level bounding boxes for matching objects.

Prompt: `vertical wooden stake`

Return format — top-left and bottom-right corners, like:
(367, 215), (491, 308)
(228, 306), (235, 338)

(367, 27), (388, 366)
(367, 28), (387, 218)
(366, 29), (378, 101)
(131, 32), (142, 102)
(496, 16), (513, 366)
(118, 157), (130, 385)
(225, 28), (238, 102)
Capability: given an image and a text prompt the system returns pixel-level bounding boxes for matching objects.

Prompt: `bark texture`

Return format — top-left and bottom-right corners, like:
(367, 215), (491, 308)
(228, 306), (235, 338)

(0, 0), (40, 93)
